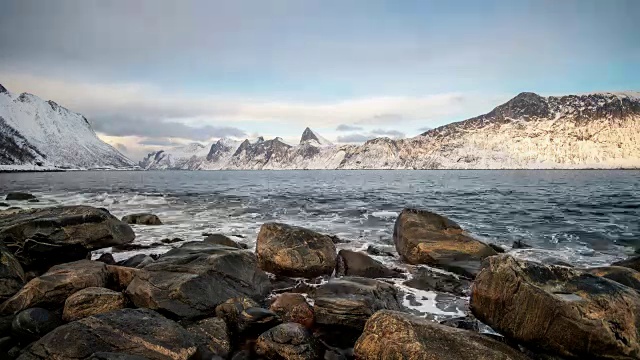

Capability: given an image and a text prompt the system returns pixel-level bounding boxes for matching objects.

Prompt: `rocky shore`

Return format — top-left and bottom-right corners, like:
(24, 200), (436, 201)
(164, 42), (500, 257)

(0, 193), (639, 359)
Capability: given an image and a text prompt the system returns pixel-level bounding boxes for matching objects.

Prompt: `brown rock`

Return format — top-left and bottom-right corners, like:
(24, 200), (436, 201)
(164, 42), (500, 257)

(256, 223), (337, 278)
(335, 250), (401, 279)
(612, 256), (640, 272)
(587, 266), (640, 292)
(0, 260), (109, 314)
(185, 317), (231, 358)
(215, 297), (280, 336)
(270, 293), (314, 329)
(354, 310), (530, 360)
(393, 208), (497, 278)
(0, 244), (24, 302)
(121, 213), (163, 225)
(106, 265), (139, 291)
(471, 255), (640, 359)
(255, 323), (320, 360)
(63, 287), (126, 322)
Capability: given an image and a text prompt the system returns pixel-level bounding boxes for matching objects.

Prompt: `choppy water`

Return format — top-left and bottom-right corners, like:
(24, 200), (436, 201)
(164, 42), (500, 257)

(1, 170), (638, 318)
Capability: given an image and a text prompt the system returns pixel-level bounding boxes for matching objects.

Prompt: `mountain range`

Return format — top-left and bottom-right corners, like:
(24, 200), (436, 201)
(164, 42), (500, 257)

(1, 82), (639, 170)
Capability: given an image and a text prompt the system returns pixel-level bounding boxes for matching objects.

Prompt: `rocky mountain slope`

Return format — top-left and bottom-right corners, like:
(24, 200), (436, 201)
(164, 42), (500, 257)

(141, 93), (640, 170)
(0, 84), (133, 169)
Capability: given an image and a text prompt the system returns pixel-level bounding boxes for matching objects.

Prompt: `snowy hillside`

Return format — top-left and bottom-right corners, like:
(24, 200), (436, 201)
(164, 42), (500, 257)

(143, 91), (640, 170)
(0, 84), (133, 169)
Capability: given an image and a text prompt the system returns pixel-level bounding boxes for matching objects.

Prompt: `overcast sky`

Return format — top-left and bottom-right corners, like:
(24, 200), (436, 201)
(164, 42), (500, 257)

(1, 0), (638, 159)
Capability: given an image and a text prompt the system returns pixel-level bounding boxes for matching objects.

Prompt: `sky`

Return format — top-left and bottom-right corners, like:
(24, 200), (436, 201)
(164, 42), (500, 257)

(1, 0), (638, 160)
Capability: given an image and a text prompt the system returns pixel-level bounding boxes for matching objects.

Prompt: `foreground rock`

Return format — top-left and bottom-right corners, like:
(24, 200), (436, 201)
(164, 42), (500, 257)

(0, 244), (25, 302)
(0, 206), (135, 272)
(12, 307), (62, 342)
(393, 208), (497, 278)
(5, 193), (36, 201)
(587, 266), (640, 292)
(336, 250), (401, 279)
(354, 310), (530, 360)
(63, 287), (126, 322)
(270, 293), (314, 329)
(255, 323), (320, 360)
(312, 277), (402, 345)
(127, 241), (271, 319)
(1, 260), (109, 314)
(185, 317), (231, 358)
(471, 255), (640, 359)
(17, 308), (197, 359)
(403, 267), (472, 297)
(256, 223), (337, 278)
(121, 213), (163, 225)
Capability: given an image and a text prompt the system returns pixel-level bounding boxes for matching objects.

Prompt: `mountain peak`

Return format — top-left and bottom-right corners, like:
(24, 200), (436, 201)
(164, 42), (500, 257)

(300, 127), (332, 146)
(0, 84), (7, 94)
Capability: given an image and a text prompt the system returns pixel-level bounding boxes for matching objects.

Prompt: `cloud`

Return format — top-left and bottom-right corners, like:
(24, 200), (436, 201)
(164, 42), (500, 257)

(370, 129), (405, 138)
(417, 126), (433, 132)
(336, 133), (375, 143)
(336, 124), (363, 131)
(114, 143), (128, 153)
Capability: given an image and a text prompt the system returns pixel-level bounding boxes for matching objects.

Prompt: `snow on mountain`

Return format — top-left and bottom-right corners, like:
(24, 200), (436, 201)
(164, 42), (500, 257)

(0, 84), (133, 168)
(142, 93), (640, 170)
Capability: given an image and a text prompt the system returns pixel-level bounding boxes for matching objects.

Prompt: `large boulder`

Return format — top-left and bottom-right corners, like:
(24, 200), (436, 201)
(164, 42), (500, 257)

(63, 287), (126, 322)
(121, 213), (163, 226)
(471, 255), (640, 359)
(12, 307), (63, 342)
(0, 206), (135, 272)
(587, 266), (640, 292)
(270, 293), (314, 329)
(126, 241), (271, 319)
(255, 323), (320, 360)
(335, 250), (401, 279)
(354, 310), (530, 360)
(256, 223), (337, 278)
(16, 308), (197, 360)
(0, 260), (109, 314)
(393, 208), (497, 278)
(0, 243), (25, 302)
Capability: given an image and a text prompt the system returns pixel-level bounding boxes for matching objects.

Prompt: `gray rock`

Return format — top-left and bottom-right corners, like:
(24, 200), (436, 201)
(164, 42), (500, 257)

(336, 250), (401, 279)
(11, 307), (62, 342)
(121, 213), (162, 225)
(5, 193), (35, 201)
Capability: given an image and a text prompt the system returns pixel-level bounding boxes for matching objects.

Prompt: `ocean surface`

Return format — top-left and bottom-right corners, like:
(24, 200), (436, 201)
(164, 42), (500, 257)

(1, 170), (639, 318)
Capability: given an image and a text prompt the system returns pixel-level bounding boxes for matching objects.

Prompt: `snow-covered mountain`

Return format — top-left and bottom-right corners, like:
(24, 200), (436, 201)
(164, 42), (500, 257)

(0, 83), (133, 169)
(142, 91), (640, 170)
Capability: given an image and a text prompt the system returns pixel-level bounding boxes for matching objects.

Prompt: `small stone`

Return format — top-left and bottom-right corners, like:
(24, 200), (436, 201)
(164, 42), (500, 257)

(121, 213), (163, 225)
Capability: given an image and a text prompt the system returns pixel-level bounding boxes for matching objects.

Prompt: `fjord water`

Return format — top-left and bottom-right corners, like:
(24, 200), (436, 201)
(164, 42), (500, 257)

(1, 170), (638, 268)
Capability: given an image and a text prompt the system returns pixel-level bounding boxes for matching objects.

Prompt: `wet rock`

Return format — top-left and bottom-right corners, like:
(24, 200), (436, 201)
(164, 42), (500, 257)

(439, 316), (480, 332)
(117, 254), (154, 268)
(255, 323), (320, 360)
(96, 253), (116, 265)
(312, 277), (402, 346)
(403, 267), (472, 297)
(354, 310), (530, 360)
(62, 287), (126, 322)
(612, 255), (640, 272)
(161, 237), (183, 244)
(256, 223), (337, 278)
(488, 243), (506, 253)
(471, 254), (640, 359)
(11, 307), (62, 342)
(1, 260), (109, 314)
(512, 240), (532, 249)
(0, 244), (25, 303)
(0, 206), (135, 272)
(270, 293), (314, 329)
(216, 297), (280, 336)
(121, 213), (163, 225)
(204, 234), (248, 249)
(586, 266), (640, 292)
(126, 242), (271, 320)
(185, 317), (231, 358)
(106, 265), (139, 291)
(5, 193), (35, 201)
(393, 208), (497, 278)
(17, 308), (197, 359)
(365, 245), (395, 257)
(335, 250), (401, 279)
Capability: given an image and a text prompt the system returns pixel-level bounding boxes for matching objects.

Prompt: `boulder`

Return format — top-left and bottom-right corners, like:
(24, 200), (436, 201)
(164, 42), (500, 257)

(0, 206), (135, 272)
(354, 310), (530, 360)
(121, 213), (163, 225)
(62, 287), (126, 322)
(204, 234), (248, 249)
(393, 208), (497, 278)
(366, 245), (395, 257)
(0, 260), (109, 314)
(471, 255), (640, 359)
(16, 308), (197, 360)
(403, 267), (472, 297)
(185, 317), (231, 358)
(106, 265), (139, 291)
(216, 297), (280, 336)
(126, 242), (271, 319)
(612, 256), (640, 272)
(96, 253), (117, 265)
(312, 277), (402, 345)
(88, 353), (150, 360)
(256, 223), (337, 278)
(335, 250), (401, 279)
(11, 307), (62, 342)
(0, 244), (25, 302)
(117, 254), (154, 268)
(587, 266), (640, 292)
(0, 314), (13, 337)
(270, 293), (314, 329)
(255, 323), (320, 360)
(5, 193), (36, 201)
